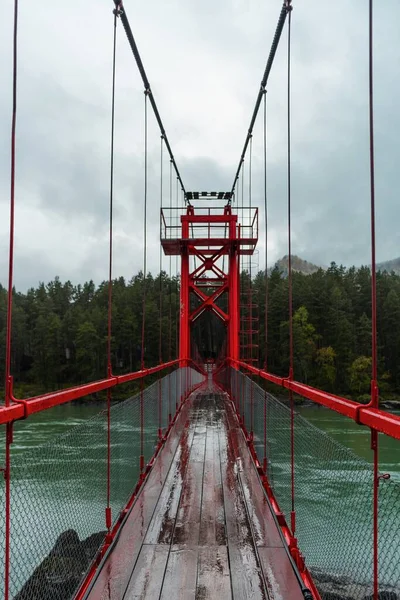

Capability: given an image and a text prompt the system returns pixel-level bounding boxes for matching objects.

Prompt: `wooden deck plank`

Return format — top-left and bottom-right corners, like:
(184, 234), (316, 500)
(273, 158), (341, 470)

(196, 546), (232, 600)
(218, 406), (269, 600)
(123, 545), (169, 600)
(227, 427), (284, 549)
(189, 428), (207, 462)
(258, 548), (305, 600)
(87, 383), (306, 600)
(238, 462), (284, 548)
(144, 424), (196, 545)
(172, 460), (204, 545)
(159, 546), (199, 600)
(198, 418), (226, 546)
(223, 395), (242, 432)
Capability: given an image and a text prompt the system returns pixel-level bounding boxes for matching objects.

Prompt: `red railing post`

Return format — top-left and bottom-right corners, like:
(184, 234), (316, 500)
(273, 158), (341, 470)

(3, 1), (19, 596)
(263, 388), (268, 473)
(249, 374), (254, 442)
(371, 428), (379, 600)
(168, 369), (172, 424)
(106, 388), (112, 536)
(140, 374), (145, 476)
(4, 421), (13, 600)
(367, 0), (379, 595)
(158, 376), (163, 441)
(286, 4), (296, 538)
(104, 3), (121, 541)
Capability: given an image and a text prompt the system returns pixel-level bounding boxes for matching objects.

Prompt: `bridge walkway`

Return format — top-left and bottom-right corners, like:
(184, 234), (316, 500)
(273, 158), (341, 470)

(85, 383), (304, 599)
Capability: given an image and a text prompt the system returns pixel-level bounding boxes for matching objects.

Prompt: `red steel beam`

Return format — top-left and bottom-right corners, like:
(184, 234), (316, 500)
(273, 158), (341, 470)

(182, 214), (237, 224)
(0, 360), (182, 425)
(231, 359), (400, 440)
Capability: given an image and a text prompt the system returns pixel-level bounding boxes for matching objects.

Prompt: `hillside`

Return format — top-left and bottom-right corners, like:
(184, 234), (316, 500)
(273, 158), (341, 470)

(376, 257), (400, 275)
(270, 255), (400, 276)
(271, 255), (322, 276)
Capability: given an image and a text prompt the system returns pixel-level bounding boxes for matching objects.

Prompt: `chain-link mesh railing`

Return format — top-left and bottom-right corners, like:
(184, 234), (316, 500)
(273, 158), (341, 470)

(217, 366), (400, 599)
(0, 366), (203, 600)
(0, 426), (5, 600)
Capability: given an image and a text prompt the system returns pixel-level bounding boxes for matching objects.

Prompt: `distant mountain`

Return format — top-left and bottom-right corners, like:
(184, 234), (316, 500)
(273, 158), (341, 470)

(271, 255), (322, 276)
(376, 257), (400, 275)
(268, 254), (400, 276)
(268, 255), (400, 276)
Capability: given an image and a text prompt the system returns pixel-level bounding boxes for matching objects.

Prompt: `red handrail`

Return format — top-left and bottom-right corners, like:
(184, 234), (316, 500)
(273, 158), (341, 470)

(0, 359), (207, 425)
(230, 359), (400, 440)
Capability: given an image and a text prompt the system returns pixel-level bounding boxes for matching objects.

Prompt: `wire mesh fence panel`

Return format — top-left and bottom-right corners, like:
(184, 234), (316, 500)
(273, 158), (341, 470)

(0, 367), (204, 600)
(109, 393), (141, 520)
(170, 369), (179, 415)
(378, 474), (400, 592)
(252, 382), (269, 465)
(0, 425), (5, 599)
(292, 412), (374, 600)
(188, 366), (204, 391)
(143, 380), (161, 466)
(110, 368), (200, 522)
(221, 366), (400, 599)
(9, 410), (108, 600)
(161, 371), (173, 430)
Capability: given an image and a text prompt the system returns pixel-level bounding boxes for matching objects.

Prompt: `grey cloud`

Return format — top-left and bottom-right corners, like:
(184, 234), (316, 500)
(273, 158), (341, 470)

(0, 0), (399, 291)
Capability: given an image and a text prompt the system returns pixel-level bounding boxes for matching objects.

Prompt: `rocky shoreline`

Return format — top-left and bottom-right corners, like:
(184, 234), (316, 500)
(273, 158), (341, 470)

(14, 529), (105, 600)
(14, 529), (399, 600)
(312, 568), (398, 600)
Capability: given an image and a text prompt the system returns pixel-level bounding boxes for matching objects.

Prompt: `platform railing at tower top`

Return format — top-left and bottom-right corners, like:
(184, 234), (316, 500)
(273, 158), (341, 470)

(0, 364), (204, 600)
(160, 206), (258, 242)
(216, 365), (400, 600)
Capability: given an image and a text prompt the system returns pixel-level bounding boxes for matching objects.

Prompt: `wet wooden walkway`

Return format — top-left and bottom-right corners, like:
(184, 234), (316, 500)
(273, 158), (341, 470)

(85, 383), (304, 599)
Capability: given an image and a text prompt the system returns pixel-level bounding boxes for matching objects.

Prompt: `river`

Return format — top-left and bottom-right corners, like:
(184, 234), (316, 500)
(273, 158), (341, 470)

(297, 404), (400, 482)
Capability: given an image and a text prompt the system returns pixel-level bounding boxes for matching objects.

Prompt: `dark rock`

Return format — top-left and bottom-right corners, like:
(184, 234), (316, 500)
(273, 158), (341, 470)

(14, 529), (106, 600)
(50, 530), (80, 553)
(363, 593), (398, 600)
(311, 568), (398, 600)
(81, 531), (107, 562)
(322, 594), (355, 600)
(49, 529), (87, 565)
(312, 570), (342, 584)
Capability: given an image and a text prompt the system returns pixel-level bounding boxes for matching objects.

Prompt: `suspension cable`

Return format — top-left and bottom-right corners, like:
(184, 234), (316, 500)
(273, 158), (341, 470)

(263, 91), (268, 370)
(159, 136), (164, 367)
(286, 3), (296, 535)
(240, 160), (244, 375)
(105, 3), (120, 533)
(230, 1), (292, 198)
(113, 1), (186, 199)
(176, 177), (179, 359)
(158, 136), (164, 439)
(369, 1), (377, 404)
(176, 176), (182, 405)
(168, 160), (173, 422)
(248, 136), (254, 437)
(139, 91), (148, 475)
(263, 90), (268, 471)
(368, 1), (379, 597)
(5, 2), (18, 410)
(4, 3), (19, 597)
(287, 7), (294, 383)
(108, 0), (119, 382)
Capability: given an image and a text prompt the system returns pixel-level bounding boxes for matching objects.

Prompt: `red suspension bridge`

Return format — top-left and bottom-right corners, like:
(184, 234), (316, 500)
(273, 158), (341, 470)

(1, 1), (400, 600)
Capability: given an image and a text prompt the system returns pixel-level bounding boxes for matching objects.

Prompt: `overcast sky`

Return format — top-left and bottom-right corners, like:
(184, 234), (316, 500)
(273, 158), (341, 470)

(0, 0), (399, 291)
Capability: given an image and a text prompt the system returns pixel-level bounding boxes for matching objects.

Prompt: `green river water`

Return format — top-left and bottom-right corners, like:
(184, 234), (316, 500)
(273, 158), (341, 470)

(297, 404), (400, 483)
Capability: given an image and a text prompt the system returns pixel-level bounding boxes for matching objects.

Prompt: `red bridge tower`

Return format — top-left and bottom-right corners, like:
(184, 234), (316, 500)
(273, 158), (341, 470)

(161, 192), (258, 365)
